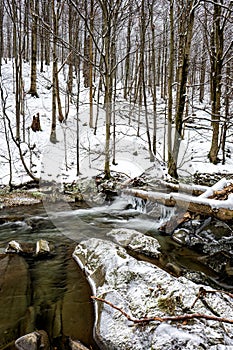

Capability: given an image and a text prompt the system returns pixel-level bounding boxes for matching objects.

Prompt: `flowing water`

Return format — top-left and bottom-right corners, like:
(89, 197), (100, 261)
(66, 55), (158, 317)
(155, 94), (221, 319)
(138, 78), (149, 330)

(0, 197), (232, 349)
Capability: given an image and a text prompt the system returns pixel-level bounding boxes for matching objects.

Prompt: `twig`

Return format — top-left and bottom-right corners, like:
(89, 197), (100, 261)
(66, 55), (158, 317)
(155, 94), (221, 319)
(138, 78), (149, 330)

(91, 296), (233, 325)
(191, 287), (233, 309)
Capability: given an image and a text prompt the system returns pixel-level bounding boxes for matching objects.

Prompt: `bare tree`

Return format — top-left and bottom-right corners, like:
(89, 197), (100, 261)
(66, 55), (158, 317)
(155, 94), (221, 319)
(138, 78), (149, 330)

(168, 0), (198, 179)
(28, 0), (39, 97)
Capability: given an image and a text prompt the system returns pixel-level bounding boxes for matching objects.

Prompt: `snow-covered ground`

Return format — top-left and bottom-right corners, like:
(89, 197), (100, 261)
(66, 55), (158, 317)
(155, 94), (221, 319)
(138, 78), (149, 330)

(0, 60), (232, 188)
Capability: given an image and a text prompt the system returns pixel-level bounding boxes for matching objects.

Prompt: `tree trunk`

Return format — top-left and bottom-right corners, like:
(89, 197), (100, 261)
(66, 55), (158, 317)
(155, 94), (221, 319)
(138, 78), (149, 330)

(150, 1), (157, 155)
(168, 0), (197, 179)
(123, 6), (132, 100)
(167, 0), (174, 171)
(28, 0), (39, 97)
(199, 38), (206, 103)
(140, 0), (154, 162)
(209, 1), (223, 164)
(0, 0), (4, 76)
(89, 0), (94, 128)
(50, 0), (58, 144)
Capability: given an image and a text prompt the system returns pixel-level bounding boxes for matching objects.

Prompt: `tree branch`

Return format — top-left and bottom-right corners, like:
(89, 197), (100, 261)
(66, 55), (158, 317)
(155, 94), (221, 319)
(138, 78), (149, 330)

(91, 295), (233, 325)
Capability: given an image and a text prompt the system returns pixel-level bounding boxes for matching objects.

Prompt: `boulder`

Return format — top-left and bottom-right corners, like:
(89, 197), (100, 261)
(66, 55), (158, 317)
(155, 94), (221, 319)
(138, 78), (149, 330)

(73, 232), (233, 350)
(15, 330), (50, 350)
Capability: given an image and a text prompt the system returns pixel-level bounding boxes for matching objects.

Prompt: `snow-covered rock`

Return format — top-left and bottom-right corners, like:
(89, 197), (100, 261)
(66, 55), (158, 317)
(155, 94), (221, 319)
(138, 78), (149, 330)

(107, 228), (161, 257)
(73, 235), (233, 350)
(5, 240), (23, 253)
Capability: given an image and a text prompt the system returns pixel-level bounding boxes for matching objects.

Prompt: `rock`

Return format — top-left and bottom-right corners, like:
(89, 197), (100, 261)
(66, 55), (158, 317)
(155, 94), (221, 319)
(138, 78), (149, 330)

(5, 240), (23, 253)
(15, 330), (50, 350)
(73, 237), (233, 350)
(107, 228), (161, 258)
(69, 338), (90, 350)
(36, 239), (50, 255)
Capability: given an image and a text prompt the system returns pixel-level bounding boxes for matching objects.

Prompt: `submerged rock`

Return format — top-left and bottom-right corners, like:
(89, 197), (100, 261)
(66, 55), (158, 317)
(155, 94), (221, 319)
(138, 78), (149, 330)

(73, 236), (233, 350)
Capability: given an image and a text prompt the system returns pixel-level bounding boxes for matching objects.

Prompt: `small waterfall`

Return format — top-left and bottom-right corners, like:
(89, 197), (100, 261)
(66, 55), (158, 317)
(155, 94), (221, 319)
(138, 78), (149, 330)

(160, 205), (175, 221)
(127, 196), (175, 222)
(128, 196), (147, 213)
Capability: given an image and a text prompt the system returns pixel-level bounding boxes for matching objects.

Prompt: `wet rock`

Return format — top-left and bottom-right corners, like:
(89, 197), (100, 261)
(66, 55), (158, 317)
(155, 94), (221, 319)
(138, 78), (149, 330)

(5, 240), (23, 253)
(15, 330), (50, 350)
(107, 228), (161, 258)
(73, 237), (233, 350)
(36, 239), (50, 255)
(69, 338), (90, 350)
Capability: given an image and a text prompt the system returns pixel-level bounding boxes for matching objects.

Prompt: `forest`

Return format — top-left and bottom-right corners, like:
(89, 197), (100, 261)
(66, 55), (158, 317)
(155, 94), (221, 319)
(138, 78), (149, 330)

(0, 0), (232, 187)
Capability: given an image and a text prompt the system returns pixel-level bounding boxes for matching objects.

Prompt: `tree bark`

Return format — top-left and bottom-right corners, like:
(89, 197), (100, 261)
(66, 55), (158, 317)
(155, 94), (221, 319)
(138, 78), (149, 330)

(28, 0), (39, 97)
(209, 1), (224, 164)
(168, 0), (197, 179)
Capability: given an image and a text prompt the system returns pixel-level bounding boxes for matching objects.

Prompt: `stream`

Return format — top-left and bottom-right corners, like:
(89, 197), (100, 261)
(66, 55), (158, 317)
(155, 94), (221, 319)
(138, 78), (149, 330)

(0, 197), (233, 349)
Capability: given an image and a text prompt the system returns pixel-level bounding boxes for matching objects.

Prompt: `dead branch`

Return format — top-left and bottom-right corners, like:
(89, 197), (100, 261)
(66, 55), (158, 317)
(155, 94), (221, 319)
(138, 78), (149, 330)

(91, 296), (233, 325)
(191, 286), (233, 309)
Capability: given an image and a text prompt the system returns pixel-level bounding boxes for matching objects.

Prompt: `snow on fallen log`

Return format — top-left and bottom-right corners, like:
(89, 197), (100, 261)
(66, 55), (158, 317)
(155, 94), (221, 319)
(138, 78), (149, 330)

(199, 177), (229, 198)
(151, 179), (209, 196)
(123, 179), (233, 222)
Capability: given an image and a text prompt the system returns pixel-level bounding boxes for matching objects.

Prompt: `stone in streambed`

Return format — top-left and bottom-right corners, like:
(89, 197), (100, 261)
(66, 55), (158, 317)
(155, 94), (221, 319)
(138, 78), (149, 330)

(36, 239), (50, 255)
(5, 240), (23, 253)
(69, 338), (91, 350)
(15, 330), (50, 350)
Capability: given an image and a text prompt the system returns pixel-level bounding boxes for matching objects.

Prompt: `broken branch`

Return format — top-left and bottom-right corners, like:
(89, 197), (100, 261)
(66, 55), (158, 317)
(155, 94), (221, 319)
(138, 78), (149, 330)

(91, 296), (233, 325)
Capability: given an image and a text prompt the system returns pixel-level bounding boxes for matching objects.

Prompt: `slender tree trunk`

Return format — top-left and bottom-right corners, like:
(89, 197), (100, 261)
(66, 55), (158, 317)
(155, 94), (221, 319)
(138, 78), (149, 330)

(140, 0), (154, 161)
(50, 0), (58, 143)
(89, 0), (94, 128)
(124, 5), (132, 100)
(0, 0), (4, 76)
(28, 0), (39, 97)
(209, 1), (223, 164)
(199, 37), (206, 103)
(168, 0), (197, 179)
(150, 1), (157, 155)
(221, 62), (230, 165)
(167, 0), (174, 170)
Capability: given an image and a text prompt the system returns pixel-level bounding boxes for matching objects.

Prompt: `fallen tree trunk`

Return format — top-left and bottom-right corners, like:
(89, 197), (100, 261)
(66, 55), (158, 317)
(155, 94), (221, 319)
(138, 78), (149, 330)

(149, 179), (209, 196)
(123, 182), (233, 223)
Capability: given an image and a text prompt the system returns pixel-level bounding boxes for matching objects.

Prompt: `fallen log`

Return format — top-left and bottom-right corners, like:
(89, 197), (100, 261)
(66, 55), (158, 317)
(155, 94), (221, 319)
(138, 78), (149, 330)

(123, 181), (233, 224)
(150, 179), (209, 196)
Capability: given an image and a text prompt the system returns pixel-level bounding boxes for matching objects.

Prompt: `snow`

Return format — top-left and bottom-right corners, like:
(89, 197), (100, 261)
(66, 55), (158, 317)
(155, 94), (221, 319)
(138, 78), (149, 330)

(73, 232), (233, 350)
(126, 188), (233, 210)
(0, 60), (233, 188)
(200, 178), (229, 198)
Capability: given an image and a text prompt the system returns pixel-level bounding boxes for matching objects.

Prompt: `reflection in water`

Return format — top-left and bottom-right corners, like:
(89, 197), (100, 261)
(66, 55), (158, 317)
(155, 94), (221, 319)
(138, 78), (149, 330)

(0, 206), (99, 350)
